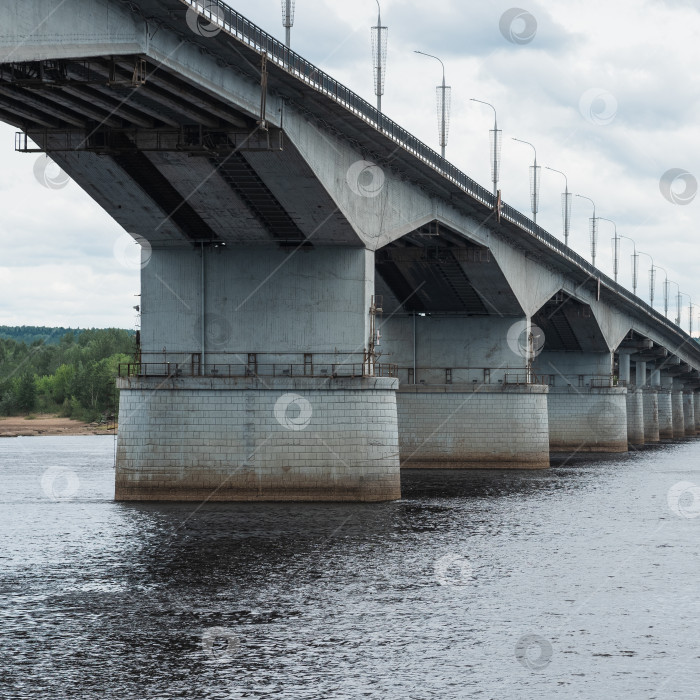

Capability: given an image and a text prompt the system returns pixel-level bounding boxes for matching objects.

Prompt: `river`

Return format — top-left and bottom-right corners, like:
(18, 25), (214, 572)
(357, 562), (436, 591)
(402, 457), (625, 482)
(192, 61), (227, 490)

(1, 435), (700, 699)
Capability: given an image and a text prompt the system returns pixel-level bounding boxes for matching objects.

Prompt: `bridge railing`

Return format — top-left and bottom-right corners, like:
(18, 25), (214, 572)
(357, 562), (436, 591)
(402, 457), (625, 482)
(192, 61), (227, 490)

(179, 0), (699, 354)
(118, 351), (398, 379)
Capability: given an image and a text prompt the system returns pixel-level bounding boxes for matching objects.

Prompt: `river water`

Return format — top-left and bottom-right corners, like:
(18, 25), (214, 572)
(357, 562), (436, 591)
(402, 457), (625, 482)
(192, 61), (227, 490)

(1, 436), (700, 699)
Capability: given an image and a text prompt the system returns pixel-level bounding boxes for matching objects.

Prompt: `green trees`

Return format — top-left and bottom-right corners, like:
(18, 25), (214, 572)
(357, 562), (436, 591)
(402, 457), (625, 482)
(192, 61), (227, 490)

(0, 328), (136, 421)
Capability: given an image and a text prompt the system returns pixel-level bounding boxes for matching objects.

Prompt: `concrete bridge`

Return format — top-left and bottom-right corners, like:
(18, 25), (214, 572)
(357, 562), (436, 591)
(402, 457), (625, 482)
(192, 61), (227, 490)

(2, 0), (700, 501)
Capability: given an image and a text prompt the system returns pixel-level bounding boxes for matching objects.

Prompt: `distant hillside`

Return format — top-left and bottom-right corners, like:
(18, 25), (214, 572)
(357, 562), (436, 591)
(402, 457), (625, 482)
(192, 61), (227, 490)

(0, 326), (134, 346)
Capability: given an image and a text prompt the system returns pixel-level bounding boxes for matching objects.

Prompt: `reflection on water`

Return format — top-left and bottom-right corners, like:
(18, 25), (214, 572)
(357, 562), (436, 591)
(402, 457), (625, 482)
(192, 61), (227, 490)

(2, 436), (700, 698)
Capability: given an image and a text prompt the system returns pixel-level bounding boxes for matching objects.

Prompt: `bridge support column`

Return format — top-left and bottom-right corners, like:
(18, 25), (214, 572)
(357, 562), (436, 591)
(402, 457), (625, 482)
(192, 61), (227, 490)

(694, 393), (700, 433)
(642, 389), (660, 443)
(671, 390), (685, 437)
(657, 389), (674, 439)
(683, 392), (696, 436)
(620, 352), (643, 445)
(547, 386), (628, 453)
(115, 246), (401, 502)
(397, 384), (550, 469)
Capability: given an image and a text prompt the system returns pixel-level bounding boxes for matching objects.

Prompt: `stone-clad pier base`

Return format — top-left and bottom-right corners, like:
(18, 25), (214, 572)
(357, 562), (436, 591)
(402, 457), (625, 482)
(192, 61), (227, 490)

(397, 384), (550, 469)
(115, 376), (401, 502)
(547, 386), (628, 453)
(642, 389), (660, 443)
(626, 388), (644, 446)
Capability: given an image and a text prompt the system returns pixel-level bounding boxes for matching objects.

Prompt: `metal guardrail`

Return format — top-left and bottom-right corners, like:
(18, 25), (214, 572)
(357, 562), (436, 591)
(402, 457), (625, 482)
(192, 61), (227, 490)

(178, 0), (700, 360)
(118, 351), (398, 379)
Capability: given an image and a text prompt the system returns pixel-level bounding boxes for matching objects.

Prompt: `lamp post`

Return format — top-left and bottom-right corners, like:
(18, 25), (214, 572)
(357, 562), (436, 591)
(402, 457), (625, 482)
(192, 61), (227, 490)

(679, 292), (693, 335)
(637, 251), (655, 308)
(512, 138), (539, 224)
(415, 51), (449, 159)
(653, 264), (669, 317)
(372, 0), (387, 113)
(471, 99), (500, 197)
(545, 167), (571, 246)
(668, 280), (682, 325)
(282, 0), (295, 47)
(598, 217), (618, 282)
(575, 194), (597, 267)
(617, 234), (637, 296)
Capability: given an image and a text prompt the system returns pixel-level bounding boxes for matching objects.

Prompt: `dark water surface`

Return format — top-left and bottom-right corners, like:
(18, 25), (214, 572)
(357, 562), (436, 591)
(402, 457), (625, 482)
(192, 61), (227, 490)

(2, 436), (700, 699)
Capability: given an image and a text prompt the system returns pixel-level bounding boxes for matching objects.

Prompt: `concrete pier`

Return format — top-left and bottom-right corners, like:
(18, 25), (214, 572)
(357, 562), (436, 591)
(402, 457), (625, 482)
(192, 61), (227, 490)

(625, 388), (645, 445)
(397, 384), (549, 469)
(683, 392), (696, 436)
(547, 386), (628, 453)
(695, 393), (700, 433)
(642, 389), (660, 443)
(116, 376), (400, 501)
(658, 389), (674, 439)
(672, 391), (685, 438)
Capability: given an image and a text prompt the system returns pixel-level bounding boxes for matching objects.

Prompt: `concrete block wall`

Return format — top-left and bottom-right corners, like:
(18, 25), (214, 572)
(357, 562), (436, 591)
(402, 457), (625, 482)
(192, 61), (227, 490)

(683, 392), (696, 436)
(115, 376), (400, 502)
(658, 389), (674, 439)
(642, 389), (660, 443)
(626, 388), (644, 445)
(672, 392), (685, 438)
(397, 384), (549, 469)
(548, 386), (627, 452)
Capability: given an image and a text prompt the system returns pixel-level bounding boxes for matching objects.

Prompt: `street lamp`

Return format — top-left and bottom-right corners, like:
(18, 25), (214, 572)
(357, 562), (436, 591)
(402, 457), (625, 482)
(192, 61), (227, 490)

(282, 0), (295, 48)
(372, 1), (387, 113)
(653, 264), (669, 317)
(679, 292), (693, 335)
(545, 167), (571, 246)
(512, 138), (540, 224)
(668, 280), (682, 325)
(617, 234), (637, 296)
(598, 217), (618, 282)
(575, 194), (597, 267)
(471, 99), (500, 197)
(637, 251), (655, 307)
(415, 51), (450, 159)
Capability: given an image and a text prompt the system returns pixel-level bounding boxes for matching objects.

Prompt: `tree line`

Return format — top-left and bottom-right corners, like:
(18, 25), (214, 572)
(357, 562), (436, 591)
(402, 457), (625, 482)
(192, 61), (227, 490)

(0, 328), (136, 422)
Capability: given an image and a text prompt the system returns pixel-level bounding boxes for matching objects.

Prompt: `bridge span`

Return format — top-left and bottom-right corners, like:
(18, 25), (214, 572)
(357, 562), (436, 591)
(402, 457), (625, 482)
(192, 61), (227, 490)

(2, 0), (700, 501)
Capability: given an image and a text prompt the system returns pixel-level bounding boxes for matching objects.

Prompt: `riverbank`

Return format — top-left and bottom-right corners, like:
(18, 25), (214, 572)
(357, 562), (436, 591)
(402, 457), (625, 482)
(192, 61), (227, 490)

(0, 414), (116, 437)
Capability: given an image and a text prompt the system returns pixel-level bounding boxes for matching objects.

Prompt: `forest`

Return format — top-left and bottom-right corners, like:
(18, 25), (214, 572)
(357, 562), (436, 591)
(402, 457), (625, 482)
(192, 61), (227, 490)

(0, 327), (136, 421)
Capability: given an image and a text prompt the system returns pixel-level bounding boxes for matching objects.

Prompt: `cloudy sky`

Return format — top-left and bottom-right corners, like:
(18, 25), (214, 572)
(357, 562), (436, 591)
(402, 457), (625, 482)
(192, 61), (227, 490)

(1, 0), (699, 330)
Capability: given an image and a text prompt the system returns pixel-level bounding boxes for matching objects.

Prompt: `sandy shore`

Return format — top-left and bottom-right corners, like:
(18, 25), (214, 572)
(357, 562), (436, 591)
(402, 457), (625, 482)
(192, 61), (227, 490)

(0, 414), (116, 437)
